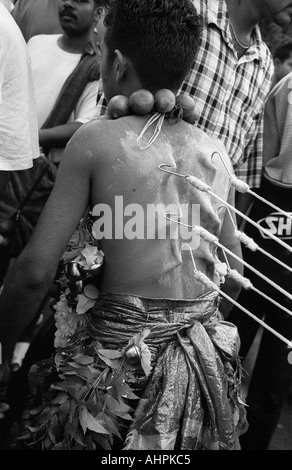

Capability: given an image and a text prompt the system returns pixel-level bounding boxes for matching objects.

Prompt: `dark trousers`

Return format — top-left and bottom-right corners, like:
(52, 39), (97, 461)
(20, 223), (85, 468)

(228, 290), (292, 450)
(228, 178), (292, 450)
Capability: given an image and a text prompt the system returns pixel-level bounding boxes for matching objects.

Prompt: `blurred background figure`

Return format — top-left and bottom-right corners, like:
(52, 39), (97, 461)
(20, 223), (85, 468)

(27, 0), (105, 165)
(272, 38), (292, 87)
(11, 0), (61, 42)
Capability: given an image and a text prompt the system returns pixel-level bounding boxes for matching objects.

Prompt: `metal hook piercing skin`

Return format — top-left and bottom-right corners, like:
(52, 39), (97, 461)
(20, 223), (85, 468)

(181, 243), (197, 271)
(158, 163), (212, 193)
(158, 163), (187, 179)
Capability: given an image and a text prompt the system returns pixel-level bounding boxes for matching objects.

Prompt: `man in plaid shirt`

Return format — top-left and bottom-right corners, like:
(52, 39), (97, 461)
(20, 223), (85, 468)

(95, 0), (292, 197)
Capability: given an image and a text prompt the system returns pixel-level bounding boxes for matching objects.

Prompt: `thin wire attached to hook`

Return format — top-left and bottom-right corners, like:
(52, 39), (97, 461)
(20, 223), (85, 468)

(221, 250), (292, 317)
(219, 238), (292, 301)
(157, 164), (292, 345)
(184, 244), (292, 346)
(165, 209), (292, 302)
(223, 204), (292, 273)
(211, 189), (292, 253)
(158, 163), (292, 253)
(219, 290), (292, 348)
(212, 148), (292, 222)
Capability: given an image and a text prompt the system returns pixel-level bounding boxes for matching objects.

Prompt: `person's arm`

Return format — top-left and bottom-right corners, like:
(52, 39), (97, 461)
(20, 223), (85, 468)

(217, 186), (244, 318)
(0, 125), (94, 365)
(39, 122), (83, 149)
(39, 80), (100, 150)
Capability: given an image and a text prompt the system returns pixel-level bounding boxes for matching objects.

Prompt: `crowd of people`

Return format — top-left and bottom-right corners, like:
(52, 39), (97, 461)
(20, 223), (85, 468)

(0, 0), (291, 452)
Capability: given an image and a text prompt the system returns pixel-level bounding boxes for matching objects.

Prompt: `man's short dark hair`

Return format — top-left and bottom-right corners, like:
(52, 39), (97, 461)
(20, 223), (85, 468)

(104, 0), (202, 92)
(274, 39), (292, 62)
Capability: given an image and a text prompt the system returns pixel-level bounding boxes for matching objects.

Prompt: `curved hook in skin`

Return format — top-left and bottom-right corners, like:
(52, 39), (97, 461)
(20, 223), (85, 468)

(181, 243), (197, 272)
(158, 163), (187, 179)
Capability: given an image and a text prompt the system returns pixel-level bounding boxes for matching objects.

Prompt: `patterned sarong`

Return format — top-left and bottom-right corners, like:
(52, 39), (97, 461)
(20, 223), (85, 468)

(88, 291), (247, 450)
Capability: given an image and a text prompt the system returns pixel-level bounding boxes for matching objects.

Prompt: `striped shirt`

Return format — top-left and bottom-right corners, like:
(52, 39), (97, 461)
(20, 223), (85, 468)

(95, 0), (274, 188)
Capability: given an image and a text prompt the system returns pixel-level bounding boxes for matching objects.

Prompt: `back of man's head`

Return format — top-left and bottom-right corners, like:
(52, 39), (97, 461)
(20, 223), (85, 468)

(103, 0), (202, 92)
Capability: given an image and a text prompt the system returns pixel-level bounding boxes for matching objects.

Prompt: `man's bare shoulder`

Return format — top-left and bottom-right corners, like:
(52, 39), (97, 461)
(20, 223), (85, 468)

(70, 115), (144, 155)
(73, 116), (131, 142)
(64, 116), (141, 173)
(74, 116), (110, 139)
(68, 118), (113, 156)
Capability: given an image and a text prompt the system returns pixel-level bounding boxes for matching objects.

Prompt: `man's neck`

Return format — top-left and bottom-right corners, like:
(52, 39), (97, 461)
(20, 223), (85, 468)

(225, 0), (263, 37)
(58, 33), (92, 54)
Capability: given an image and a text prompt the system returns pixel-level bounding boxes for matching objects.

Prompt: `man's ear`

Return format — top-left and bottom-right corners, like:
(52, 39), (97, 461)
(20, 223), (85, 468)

(94, 6), (104, 23)
(114, 49), (128, 82)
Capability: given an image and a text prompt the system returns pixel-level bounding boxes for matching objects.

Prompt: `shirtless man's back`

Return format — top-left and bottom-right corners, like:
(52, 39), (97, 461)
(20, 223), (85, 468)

(70, 114), (238, 299)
